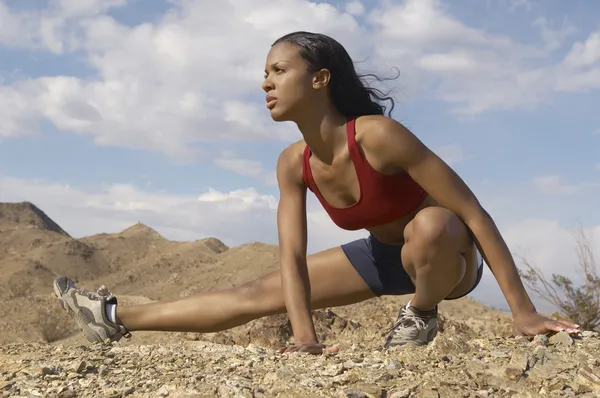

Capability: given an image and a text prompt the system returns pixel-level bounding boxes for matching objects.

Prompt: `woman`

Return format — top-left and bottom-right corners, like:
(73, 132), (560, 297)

(54, 31), (580, 354)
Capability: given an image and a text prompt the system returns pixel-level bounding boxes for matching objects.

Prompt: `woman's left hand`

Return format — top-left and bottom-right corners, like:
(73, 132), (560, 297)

(513, 311), (580, 337)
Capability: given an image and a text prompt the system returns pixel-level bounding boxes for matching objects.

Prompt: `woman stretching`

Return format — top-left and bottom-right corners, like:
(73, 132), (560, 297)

(53, 31), (580, 354)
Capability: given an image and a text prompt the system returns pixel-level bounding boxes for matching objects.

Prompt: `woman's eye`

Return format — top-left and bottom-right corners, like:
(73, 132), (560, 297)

(264, 67), (285, 79)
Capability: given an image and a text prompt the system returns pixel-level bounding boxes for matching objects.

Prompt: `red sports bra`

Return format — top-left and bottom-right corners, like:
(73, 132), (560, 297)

(302, 118), (428, 231)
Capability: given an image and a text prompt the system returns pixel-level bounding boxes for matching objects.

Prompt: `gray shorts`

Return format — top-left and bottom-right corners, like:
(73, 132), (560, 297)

(341, 234), (484, 298)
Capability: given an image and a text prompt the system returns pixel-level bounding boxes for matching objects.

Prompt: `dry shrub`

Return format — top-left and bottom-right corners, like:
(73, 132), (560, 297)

(35, 300), (76, 343)
(517, 228), (600, 331)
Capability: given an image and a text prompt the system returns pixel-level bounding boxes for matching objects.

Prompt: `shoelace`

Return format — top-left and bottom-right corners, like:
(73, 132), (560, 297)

(96, 285), (112, 298)
(386, 307), (428, 339)
(74, 285), (113, 301)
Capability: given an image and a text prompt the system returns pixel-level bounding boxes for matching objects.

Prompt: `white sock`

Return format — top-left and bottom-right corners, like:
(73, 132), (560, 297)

(106, 303), (117, 324)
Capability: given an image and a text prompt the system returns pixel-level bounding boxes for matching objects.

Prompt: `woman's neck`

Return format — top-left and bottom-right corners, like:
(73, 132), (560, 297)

(295, 105), (349, 165)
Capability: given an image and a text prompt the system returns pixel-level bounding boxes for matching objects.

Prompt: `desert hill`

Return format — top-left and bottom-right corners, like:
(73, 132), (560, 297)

(0, 201), (280, 344)
(0, 201), (69, 236)
(0, 201), (599, 397)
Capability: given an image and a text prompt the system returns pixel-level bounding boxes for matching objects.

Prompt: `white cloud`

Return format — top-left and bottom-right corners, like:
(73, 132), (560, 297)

(53, 0), (128, 18)
(0, 3), (45, 50)
(0, 72), (298, 159)
(533, 17), (577, 51)
(0, 0), (367, 157)
(555, 29), (600, 92)
(417, 52), (486, 74)
(345, 1), (365, 16)
(369, 0), (533, 54)
(531, 174), (599, 195)
(365, 1), (600, 115)
(562, 30), (600, 69)
(214, 151), (277, 186)
(214, 152), (264, 179)
(366, 0), (555, 115)
(0, 175), (365, 253)
(2, 0), (600, 154)
(0, 0), (129, 53)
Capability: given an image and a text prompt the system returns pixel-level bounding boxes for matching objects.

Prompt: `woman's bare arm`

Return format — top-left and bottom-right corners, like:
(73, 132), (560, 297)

(276, 144), (317, 344)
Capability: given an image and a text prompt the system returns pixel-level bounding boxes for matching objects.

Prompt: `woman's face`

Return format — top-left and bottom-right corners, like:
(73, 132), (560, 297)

(262, 42), (322, 122)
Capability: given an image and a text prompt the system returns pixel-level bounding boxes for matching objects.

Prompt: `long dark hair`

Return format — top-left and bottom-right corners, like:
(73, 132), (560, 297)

(272, 31), (399, 118)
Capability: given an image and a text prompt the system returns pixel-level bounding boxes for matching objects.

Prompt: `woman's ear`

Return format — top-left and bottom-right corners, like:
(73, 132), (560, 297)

(312, 68), (331, 90)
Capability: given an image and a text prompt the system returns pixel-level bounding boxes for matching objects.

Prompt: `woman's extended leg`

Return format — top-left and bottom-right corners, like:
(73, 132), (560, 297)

(118, 246), (375, 332)
(54, 245), (376, 342)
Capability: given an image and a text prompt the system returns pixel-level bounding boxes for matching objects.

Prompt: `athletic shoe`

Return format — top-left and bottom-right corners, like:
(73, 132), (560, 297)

(384, 301), (438, 347)
(53, 276), (131, 344)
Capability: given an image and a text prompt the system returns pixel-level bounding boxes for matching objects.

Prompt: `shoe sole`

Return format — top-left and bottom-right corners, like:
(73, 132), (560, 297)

(53, 278), (105, 344)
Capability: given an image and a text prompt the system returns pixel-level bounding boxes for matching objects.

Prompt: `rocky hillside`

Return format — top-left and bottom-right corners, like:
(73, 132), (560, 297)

(0, 201), (599, 397)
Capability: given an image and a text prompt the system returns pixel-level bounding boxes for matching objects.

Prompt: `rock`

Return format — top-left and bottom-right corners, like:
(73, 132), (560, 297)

(427, 331), (470, 356)
(549, 331), (573, 346)
(548, 380), (566, 391)
(390, 389), (410, 398)
(528, 348), (574, 381)
(73, 360), (86, 373)
(183, 332), (199, 341)
(66, 372), (79, 379)
(576, 365), (600, 393)
(57, 389), (76, 398)
(387, 359), (399, 370)
(509, 349), (530, 370)
(582, 331), (598, 338)
(490, 350), (510, 358)
(504, 367), (524, 380)
(321, 363), (345, 376)
(419, 390), (440, 398)
(40, 366), (55, 376)
(345, 389), (368, 398)
(531, 334), (549, 346)
(345, 384), (382, 397)
(357, 384), (382, 395)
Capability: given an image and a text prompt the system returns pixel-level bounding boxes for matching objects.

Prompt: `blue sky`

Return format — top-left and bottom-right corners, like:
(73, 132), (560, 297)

(1, 0), (599, 313)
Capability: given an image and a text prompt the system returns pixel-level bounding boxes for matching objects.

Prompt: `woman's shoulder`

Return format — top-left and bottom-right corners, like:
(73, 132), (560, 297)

(278, 139), (306, 164)
(354, 114), (405, 141)
(354, 114), (424, 170)
(276, 139), (307, 184)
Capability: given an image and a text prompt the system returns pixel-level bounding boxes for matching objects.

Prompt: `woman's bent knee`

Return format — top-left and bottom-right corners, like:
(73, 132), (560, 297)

(406, 206), (470, 250)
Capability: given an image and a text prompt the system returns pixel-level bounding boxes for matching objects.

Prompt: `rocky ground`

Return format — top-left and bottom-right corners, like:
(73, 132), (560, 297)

(2, 315), (599, 398)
